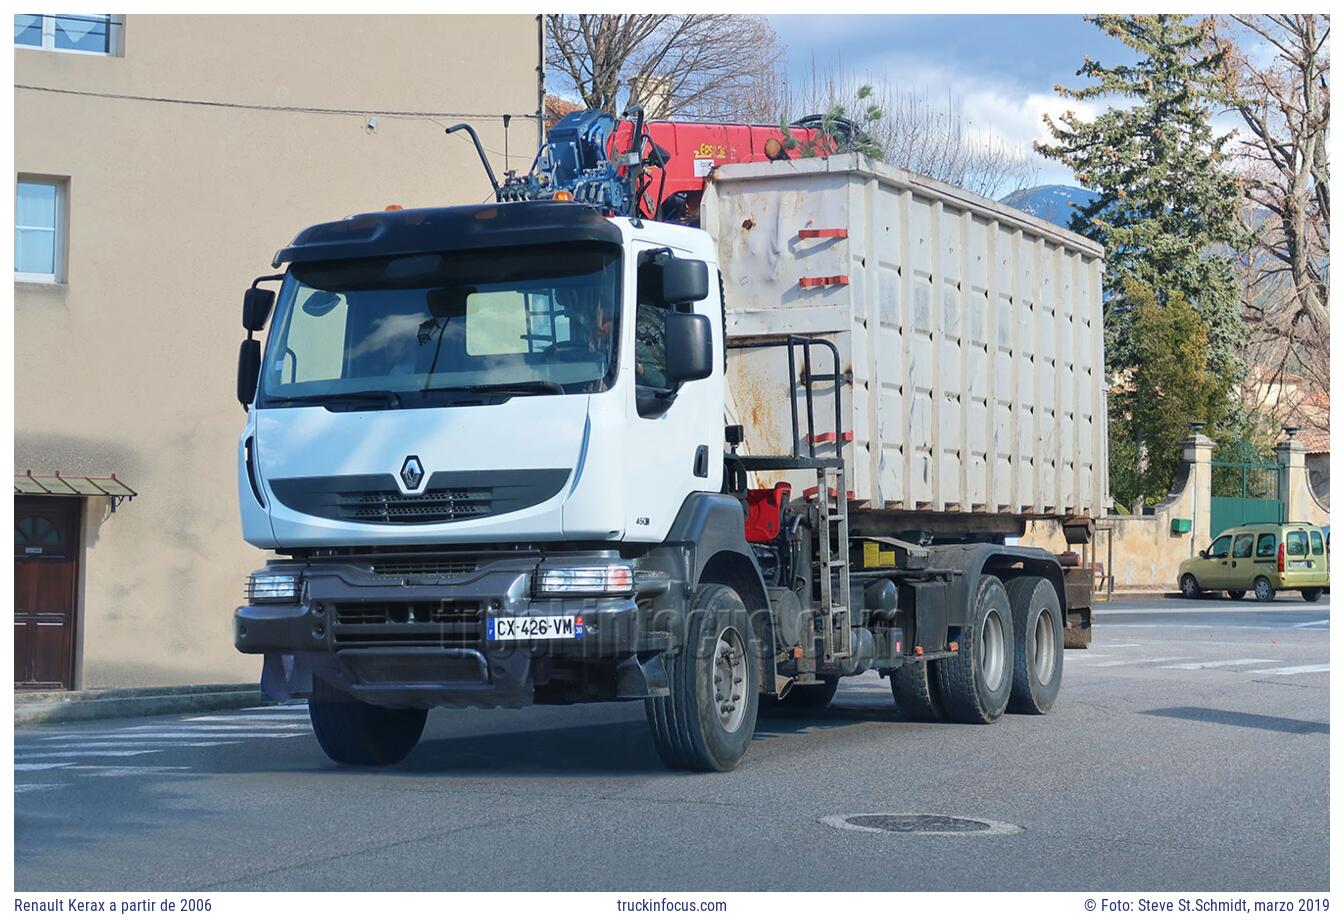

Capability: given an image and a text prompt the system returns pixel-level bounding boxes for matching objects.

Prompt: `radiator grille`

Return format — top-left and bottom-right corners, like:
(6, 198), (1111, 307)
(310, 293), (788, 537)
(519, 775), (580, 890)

(332, 601), (483, 648)
(268, 469), (570, 526)
(367, 559), (480, 577)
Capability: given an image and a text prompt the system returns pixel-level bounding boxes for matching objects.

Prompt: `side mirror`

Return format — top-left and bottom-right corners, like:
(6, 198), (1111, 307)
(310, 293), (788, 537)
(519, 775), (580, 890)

(1199, 550), (1208, 559)
(661, 258), (708, 305)
(243, 287), (276, 332)
(639, 255), (709, 306)
(237, 339), (261, 407)
(665, 312), (714, 385)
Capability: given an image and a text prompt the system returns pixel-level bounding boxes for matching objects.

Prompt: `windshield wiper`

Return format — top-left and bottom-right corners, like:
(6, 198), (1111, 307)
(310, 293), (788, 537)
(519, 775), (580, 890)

(269, 389), (403, 408)
(423, 381), (566, 397)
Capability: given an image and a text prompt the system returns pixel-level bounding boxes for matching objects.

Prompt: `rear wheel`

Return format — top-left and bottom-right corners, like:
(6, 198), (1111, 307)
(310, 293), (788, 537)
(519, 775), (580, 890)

(933, 576), (1014, 724)
(889, 661), (946, 722)
(1180, 574), (1202, 599)
(1302, 587), (1324, 602)
(762, 675), (839, 711)
(308, 676), (427, 767)
(1005, 576), (1064, 715)
(1227, 589), (1246, 600)
(645, 583), (760, 772)
(1254, 576), (1276, 602)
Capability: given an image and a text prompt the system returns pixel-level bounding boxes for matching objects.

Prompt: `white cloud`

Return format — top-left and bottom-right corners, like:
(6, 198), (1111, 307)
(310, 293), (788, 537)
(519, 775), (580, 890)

(822, 55), (1100, 186)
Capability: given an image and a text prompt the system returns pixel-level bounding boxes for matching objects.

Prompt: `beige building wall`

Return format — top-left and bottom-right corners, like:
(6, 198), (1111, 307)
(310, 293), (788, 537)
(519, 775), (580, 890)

(1024, 433), (1330, 591)
(15, 14), (540, 688)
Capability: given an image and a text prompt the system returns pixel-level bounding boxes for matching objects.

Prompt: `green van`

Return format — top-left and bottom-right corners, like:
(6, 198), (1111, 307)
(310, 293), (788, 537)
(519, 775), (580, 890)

(1178, 522), (1329, 602)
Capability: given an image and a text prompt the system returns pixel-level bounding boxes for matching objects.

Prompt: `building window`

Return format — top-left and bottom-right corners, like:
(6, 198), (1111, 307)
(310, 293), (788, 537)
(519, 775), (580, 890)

(14, 14), (116, 55)
(15, 177), (65, 283)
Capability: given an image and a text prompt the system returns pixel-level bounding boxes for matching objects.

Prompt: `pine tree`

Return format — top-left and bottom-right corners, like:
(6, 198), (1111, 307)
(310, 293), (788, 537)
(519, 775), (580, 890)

(1038, 15), (1249, 384)
(1109, 280), (1224, 506)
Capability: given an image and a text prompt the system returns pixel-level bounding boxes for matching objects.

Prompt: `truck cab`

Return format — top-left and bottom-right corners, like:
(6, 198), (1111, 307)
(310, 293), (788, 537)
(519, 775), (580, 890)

(237, 201), (779, 769)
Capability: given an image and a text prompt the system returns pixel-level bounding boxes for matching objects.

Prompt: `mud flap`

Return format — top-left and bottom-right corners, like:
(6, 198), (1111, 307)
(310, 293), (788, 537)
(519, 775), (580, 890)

(616, 653), (671, 698)
(1064, 606), (1092, 650)
(261, 652), (314, 700)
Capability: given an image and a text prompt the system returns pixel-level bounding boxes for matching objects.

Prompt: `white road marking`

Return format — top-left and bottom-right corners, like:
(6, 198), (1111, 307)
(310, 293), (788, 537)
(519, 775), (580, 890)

(1294, 620), (1331, 628)
(16, 749), (164, 758)
(68, 766), (192, 776)
(1093, 657), (1193, 668)
(1248, 663), (1331, 675)
(128, 723), (310, 732)
(19, 740), (240, 749)
(44, 732), (304, 742)
(1160, 658), (1279, 670)
(1102, 624), (1282, 631)
(16, 784), (66, 793)
(185, 713), (310, 722)
(14, 762), (77, 771)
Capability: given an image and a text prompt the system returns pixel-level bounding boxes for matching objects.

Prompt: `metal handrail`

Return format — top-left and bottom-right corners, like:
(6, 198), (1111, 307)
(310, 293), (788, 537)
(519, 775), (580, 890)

(727, 334), (843, 464)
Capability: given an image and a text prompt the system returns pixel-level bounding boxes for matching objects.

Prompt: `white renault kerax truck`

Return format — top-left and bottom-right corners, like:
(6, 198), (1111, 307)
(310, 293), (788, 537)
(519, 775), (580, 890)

(235, 114), (1105, 771)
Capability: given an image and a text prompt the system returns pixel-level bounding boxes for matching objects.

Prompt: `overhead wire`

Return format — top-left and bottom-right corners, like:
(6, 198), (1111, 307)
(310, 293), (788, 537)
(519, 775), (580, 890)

(14, 83), (539, 123)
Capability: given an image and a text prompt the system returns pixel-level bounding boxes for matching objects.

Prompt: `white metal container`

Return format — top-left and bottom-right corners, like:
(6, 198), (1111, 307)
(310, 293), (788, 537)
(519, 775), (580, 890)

(703, 154), (1107, 521)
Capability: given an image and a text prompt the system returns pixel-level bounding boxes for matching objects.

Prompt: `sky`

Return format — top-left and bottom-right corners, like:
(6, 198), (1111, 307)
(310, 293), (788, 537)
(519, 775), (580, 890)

(766, 14), (1142, 188)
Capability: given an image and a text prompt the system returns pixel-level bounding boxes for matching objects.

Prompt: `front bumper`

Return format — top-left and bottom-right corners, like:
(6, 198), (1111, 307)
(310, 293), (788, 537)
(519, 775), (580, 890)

(235, 555), (678, 708)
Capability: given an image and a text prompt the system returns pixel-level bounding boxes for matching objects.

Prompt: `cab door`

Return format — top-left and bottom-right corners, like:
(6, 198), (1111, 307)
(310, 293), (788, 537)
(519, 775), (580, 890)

(1197, 534), (1233, 588)
(617, 240), (724, 542)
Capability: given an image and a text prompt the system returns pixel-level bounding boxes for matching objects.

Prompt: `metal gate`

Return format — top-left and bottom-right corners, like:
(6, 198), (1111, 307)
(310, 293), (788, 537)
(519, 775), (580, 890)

(1209, 444), (1283, 537)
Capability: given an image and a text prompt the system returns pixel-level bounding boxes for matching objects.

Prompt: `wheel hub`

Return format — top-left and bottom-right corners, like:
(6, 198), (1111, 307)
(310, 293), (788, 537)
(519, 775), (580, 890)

(1033, 608), (1056, 685)
(980, 608), (1006, 692)
(713, 625), (748, 733)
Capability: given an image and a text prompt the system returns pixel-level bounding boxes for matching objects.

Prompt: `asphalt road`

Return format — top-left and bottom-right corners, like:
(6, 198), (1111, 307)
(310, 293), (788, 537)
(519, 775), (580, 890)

(15, 595), (1329, 892)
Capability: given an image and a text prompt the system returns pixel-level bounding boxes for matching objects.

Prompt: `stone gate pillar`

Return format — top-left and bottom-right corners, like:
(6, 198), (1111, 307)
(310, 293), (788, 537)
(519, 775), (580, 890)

(1275, 427), (1308, 523)
(1181, 427), (1215, 556)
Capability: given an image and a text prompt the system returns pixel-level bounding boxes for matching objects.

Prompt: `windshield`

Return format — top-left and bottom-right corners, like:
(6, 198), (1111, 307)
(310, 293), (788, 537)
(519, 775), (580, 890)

(258, 243), (621, 407)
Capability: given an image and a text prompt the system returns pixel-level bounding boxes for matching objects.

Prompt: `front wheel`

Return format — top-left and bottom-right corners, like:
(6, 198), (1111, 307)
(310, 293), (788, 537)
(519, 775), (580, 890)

(1180, 574), (1202, 599)
(1302, 587), (1324, 602)
(308, 676), (427, 766)
(645, 583), (760, 772)
(1254, 576), (1276, 602)
(933, 575), (1015, 724)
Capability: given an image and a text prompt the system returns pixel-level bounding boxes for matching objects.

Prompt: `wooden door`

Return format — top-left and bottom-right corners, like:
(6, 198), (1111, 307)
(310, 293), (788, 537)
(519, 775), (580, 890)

(14, 498), (80, 689)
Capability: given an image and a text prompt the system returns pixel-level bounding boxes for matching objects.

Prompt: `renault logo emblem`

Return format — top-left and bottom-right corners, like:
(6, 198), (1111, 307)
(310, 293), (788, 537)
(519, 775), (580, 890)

(400, 455), (424, 491)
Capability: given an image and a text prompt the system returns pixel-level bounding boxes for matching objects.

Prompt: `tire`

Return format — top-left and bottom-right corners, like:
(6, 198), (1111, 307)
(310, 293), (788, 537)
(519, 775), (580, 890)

(645, 583), (760, 772)
(1302, 587), (1324, 602)
(308, 675), (427, 767)
(762, 675), (838, 711)
(890, 660), (946, 722)
(933, 575), (1015, 724)
(1227, 590), (1246, 600)
(1180, 574), (1202, 599)
(1253, 576), (1276, 602)
(1005, 576), (1064, 715)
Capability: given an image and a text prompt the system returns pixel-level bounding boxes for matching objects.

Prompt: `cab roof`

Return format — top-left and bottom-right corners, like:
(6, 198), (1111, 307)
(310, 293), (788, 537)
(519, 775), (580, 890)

(272, 200), (624, 268)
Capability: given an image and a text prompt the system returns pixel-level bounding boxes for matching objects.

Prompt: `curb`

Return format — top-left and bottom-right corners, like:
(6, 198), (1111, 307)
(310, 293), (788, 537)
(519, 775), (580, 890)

(15, 683), (271, 727)
(1096, 592), (1184, 602)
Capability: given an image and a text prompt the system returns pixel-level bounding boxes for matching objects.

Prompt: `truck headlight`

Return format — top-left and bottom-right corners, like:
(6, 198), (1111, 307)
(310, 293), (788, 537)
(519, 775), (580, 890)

(247, 572), (301, 604)
(536, 564), (634, 596)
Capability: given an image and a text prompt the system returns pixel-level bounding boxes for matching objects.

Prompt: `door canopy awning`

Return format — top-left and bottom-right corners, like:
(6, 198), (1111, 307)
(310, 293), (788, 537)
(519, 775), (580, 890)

(15, 470), (138, 509)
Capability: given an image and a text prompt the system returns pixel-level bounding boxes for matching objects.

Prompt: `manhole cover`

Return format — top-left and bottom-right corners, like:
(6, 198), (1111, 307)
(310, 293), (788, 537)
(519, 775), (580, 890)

(820, 813), (1022, 836)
